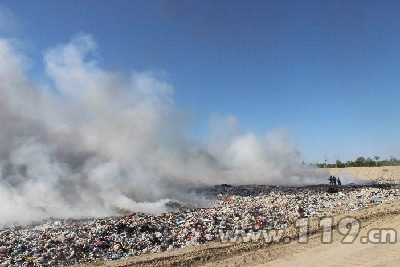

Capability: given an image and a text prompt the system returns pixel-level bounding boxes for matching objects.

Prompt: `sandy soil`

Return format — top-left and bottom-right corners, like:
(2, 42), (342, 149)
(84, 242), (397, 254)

(320, 166), (400, 181)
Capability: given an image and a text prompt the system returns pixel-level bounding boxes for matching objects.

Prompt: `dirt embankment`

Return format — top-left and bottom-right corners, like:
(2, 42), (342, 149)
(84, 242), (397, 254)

(319, 166), (400, 181)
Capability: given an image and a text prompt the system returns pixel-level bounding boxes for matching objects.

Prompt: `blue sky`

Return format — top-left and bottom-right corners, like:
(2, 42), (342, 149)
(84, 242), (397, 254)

(1, 0), (400, 163)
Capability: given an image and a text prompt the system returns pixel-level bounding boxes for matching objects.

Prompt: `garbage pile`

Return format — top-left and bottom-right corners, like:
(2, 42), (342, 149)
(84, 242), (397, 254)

(1, 181), (400, 266)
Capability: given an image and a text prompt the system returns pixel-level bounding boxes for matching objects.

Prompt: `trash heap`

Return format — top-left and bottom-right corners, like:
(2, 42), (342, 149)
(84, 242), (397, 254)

(1, 181), (400, 266)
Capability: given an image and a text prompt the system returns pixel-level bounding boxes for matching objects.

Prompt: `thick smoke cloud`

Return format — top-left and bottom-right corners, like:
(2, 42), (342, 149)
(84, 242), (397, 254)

(0, 33), (323, 225)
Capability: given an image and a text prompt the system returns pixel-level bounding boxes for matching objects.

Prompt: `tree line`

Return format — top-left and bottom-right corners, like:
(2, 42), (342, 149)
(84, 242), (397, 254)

(316, 156), (400, 168)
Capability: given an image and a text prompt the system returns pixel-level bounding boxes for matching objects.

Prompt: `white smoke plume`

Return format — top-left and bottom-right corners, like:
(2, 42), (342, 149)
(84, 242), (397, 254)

(0, 33), (324, 225)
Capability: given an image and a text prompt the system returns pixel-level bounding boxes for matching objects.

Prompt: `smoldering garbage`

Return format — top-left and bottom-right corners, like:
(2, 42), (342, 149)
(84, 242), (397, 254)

(1, 180), (400, 266)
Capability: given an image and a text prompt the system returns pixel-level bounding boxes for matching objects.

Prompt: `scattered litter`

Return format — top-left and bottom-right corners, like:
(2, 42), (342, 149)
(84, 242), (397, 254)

(1, 180), (399, 266)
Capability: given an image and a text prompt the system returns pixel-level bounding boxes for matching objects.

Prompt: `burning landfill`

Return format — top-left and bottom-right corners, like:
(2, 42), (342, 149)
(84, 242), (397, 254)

(1, 31), (400, 267)
(1, 179), (400, 266)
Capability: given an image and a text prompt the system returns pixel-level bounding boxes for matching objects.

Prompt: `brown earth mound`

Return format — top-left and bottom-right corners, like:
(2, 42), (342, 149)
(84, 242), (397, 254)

(319, 166), (400, 181)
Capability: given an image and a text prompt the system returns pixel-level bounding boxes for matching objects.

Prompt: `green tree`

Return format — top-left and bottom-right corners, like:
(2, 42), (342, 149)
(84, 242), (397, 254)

(365, 157), (374, 167)
(355, 157), (366, 167)
(336, 160), (344, 168)
(390, 156), (399, 166)
(373, 156), (379, 167)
